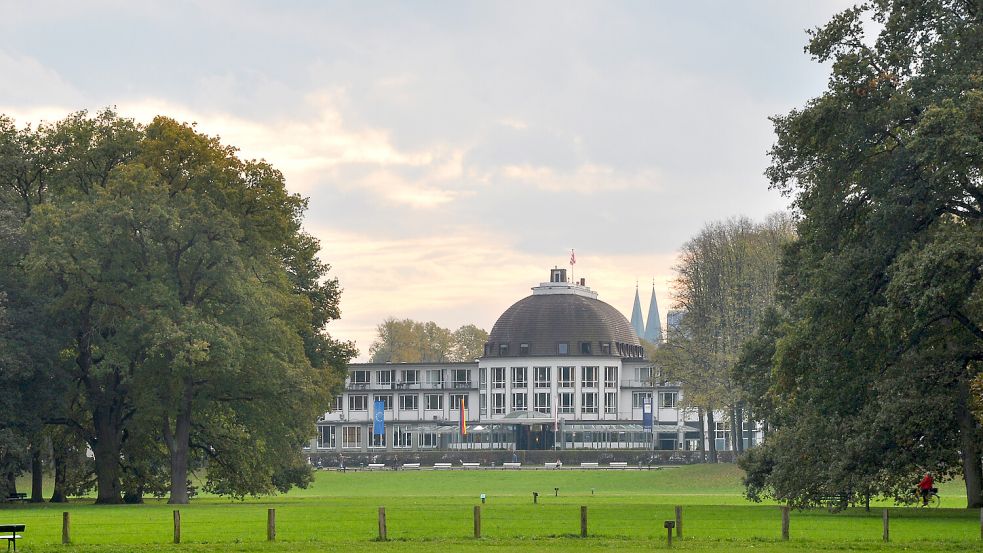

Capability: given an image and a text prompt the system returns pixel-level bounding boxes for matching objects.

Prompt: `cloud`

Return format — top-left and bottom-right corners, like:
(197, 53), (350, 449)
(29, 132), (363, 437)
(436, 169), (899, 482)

(497, 163), (661, 194)
(0, 50), (83, 106)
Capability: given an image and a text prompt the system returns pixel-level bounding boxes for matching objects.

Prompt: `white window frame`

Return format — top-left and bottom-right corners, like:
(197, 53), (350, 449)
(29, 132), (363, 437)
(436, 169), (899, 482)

(604, 392), (617, 414)
(660, 391), (678, 408)
(558, 366), (574, 388)
(349, 394), (368, 411)
(581, 392), (598, 414)
(425, 394), (443, 411)
(450, 394), (469, 410)
(534, 392), (551, 414)
(632, 391), (652, 408)
(534, 366), (551, 388)
(511, 392), (527, 411)
(581, 366), (598, 388)
(392, 425), (412, 448)
(558, 392), (574, 414)
(492, 367), (506, 389)
(342, 426), (362, 449)
(511, 367), (527, 388)
(317, 426), (336, 449)
(604, 366), (618, 388)
(492, 393), (506, 415)
(398, 394), (418, 411)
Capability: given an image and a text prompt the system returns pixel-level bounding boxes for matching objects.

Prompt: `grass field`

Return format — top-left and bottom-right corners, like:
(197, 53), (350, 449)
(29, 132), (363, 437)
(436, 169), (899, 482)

(3, 465), (981, 552)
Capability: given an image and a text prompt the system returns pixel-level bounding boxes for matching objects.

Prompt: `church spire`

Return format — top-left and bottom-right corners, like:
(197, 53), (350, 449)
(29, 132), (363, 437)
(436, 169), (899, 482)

(643, 280), (662, 344)
(630, 283), (645, 339)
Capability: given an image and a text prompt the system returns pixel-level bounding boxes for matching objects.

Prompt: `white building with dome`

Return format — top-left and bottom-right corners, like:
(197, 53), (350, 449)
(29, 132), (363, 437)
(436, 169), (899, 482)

(311, 268), (730, 458)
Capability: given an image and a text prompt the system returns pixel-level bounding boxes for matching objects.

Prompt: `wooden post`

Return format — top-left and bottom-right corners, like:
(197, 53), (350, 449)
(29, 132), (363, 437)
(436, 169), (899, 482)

(675, 505), (682, 538)
(473, 505), (481, 538)
(173, 510), (181, 544)
(781, 506), (790, 541)
(580, 505), (588, 538)
(882, 508), (889, 542)
(666, 524), (673, 547)
(378, 507), (387, 541)
(268, 508), (276, 542)
(980, 507), (982, 541)
(62, 512), (70, 545)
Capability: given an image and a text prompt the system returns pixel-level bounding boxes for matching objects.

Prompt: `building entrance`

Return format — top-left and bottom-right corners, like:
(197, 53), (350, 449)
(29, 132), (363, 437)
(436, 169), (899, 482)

(515, 424), (556, 450)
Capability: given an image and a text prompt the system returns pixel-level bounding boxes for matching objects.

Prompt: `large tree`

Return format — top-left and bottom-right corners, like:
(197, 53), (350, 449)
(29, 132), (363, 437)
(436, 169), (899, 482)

(2, 110), (354, 503)
(659, 215), (794, 461)
(737, 0), (983, 508)
(369, 318), (487, 363)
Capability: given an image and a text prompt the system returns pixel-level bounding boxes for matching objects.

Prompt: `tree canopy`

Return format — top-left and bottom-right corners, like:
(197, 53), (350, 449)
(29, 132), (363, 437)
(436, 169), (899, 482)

(368, 318), (488, 363)
(736, 0), (983, 508)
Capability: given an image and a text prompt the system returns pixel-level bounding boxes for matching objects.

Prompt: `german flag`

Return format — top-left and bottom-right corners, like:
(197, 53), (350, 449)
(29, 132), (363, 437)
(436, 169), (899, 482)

(460, 397), (467, 436)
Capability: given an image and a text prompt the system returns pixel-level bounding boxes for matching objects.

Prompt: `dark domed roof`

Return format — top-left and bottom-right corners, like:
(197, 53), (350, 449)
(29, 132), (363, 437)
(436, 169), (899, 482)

(485, 291), (643, 359)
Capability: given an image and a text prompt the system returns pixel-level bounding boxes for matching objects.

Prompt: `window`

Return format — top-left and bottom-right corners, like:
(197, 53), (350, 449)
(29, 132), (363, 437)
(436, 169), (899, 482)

(511, 367), (527, 388)
(480, 393), (488, 416)
(511, 393), (527, 411)
(581, 366), (598, 388)
(317, 426), (335, 449)
(333, 396), (344, 411)
(377, 370), (394, 387)
(452, 369), (471, 388)
(375, 394), (392, 411)
(579, 342), (592, 354)
(600, 342), (611, 355)
(492, 393), (506, 415)
(398, 394), (418, 411)
(392, 425), (412, 448)
(557, 342), (569, 355)
(499, 343), (509, 356)
(534, 366), (551, 387)
(420, 432), (438, 448)
(604, 366), (618, 388)
(349, 395), (368, 411)
(450, 394), (469, 410)
(492, 367), (506, 389)
(635, 367), (652, 383)
(558, 392), (574, 414)
(351, 370), (370, 385)
(519, 343), (530, 355)
(402, 370), (419, 385)
(425, 394), (443, 411)
(558, 367), (574, 388)
(715, 421), (730, 445)
(342, 426), (362, 449)
(369, 430), (386, 448)
(660, 392), (678, 408)
(632, 391), (653, 408)
(534, 392), (551, 414)
(426, 369), (444, 387)
(479, 368), (486, 386)
(605, 392), (617, 414)
(582, 392), (598, 414)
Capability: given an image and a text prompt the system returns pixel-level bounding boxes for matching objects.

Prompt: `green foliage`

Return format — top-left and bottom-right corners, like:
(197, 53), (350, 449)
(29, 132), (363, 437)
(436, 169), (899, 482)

(369, 318), (488, 362)
(737, 0), (983, 508)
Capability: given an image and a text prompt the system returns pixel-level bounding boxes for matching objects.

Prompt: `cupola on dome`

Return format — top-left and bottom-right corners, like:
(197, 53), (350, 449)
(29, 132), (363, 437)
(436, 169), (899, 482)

(484, 269), (644, 359)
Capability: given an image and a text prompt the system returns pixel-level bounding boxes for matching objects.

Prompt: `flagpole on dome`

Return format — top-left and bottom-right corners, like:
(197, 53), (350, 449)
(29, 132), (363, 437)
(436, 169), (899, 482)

(569, 249), (576, 283)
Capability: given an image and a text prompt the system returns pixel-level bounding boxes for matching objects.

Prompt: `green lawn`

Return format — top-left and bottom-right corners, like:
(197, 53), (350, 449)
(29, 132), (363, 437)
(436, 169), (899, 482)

(3, 465), (981, 552)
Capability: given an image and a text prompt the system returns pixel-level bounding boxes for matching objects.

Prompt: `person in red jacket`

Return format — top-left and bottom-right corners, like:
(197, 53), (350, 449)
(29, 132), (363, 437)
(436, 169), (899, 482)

(917, 473), (934, 505)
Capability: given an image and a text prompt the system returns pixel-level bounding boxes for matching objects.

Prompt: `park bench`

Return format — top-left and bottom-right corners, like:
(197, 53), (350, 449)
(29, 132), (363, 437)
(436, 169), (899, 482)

(401, 463), (421, 470)
(503, 462), (521, 469)
(367, 463), (386, 470)
(0, 524), (24, 551)
(579, 462), (599, 468)
(2, 494), (26, 502)
(462, 462), (480, 469)
(608, 462), (628, 469)
(433, 463), (452, 469)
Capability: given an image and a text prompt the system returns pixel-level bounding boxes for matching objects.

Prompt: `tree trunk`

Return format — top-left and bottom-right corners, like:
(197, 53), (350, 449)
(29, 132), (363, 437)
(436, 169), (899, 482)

(957, 377), (982, 508)
(165, 378), (194, 504)
(706, 408), (718, 463)
(729, 406), (741, 454)
(91, 404), (124, 504)
(30, 448), (44, 502)
(4, 472), (15, 495)
(746, 407), (755, 448)
(697, 408), (707, 463)
(50, 450), (67, 503)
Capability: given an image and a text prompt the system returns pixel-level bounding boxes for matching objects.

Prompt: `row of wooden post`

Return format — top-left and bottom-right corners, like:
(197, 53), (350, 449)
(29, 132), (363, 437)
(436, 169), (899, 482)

(55, 506), (983, 544)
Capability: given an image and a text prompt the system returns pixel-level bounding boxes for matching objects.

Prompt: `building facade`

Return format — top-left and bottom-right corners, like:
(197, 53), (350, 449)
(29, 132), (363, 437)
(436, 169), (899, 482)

(311, 269), (747, 456)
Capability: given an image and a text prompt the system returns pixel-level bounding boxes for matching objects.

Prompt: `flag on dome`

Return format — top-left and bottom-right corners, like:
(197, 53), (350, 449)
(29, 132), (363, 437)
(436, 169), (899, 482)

(570, 249), (576, 266)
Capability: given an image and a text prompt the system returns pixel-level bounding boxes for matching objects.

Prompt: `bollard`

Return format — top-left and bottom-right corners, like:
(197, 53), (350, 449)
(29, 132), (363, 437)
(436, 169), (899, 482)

(62, 512), (70, 545)
(664, 520), (675, 547)
(781, 506), (790, 541)
(268, 508), (276, 542)
(882, 508), (889, 542)
(580, 505), (588, 538)
(533, 491), (538, 504)
(173, 510), (181, 544)
(675, 505), (682, 538)
(555, 487), (559, 497)
(378, 507), (387, 541)
(474, 505), (481, 538)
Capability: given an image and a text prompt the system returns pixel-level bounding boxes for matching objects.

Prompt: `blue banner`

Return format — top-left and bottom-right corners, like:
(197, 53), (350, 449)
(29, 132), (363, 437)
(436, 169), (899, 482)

(373, 400), (385, 436)
(642, 398), (653, 431)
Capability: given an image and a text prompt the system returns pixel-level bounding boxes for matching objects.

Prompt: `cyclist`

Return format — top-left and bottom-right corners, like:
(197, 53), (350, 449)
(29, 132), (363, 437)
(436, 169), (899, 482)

(917, 473), (935, 506)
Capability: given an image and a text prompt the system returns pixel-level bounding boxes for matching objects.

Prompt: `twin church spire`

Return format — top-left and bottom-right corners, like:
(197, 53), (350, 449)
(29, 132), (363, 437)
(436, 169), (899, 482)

(630, 281), (662, 344)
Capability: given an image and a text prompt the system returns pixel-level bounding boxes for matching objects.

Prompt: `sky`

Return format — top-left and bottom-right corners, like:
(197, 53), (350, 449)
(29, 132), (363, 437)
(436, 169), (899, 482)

(0, 0), (853, 360)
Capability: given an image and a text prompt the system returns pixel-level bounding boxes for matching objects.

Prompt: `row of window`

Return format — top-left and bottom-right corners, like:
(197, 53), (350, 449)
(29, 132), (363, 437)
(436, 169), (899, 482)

(337, 390), (679, 414)
(317, 426), (439, 449)
(484, 366), (618, 388)
(484, 341), (643, 358)
(349, 369), (473, 387)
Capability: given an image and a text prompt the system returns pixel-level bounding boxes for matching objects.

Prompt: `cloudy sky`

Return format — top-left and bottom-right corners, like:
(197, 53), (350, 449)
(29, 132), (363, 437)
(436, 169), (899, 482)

(1, 0), (851, 360)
